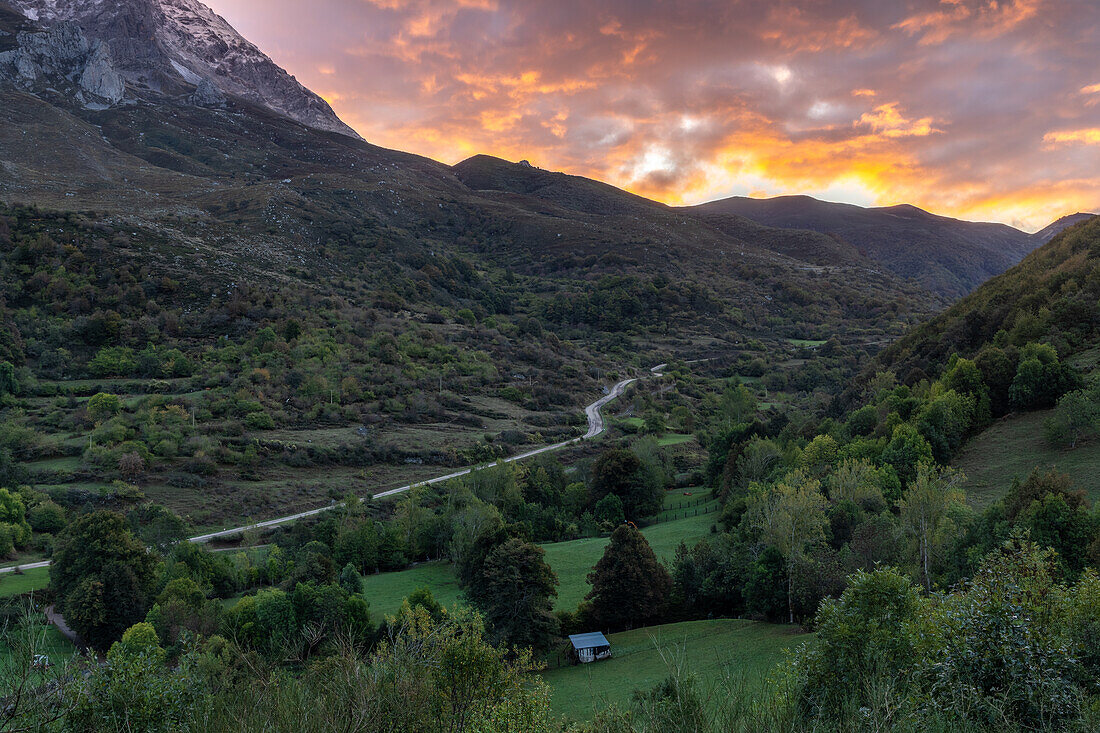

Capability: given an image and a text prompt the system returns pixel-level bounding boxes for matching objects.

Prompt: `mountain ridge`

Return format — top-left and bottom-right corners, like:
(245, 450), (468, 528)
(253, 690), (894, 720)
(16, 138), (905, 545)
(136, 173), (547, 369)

(687, 194), (1047, 297)
(1031, 212), (1097, 245)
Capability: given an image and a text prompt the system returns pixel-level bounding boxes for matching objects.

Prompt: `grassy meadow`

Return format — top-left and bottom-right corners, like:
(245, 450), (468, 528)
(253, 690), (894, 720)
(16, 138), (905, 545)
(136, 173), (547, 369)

(953, 409), (1100, 506)
(542, 619), (808, 721)
(0, 567), (50, 598)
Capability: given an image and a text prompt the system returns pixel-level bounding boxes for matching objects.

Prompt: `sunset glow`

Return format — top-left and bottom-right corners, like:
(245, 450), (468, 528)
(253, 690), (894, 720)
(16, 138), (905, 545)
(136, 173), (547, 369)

(206, 0), (1100, 230)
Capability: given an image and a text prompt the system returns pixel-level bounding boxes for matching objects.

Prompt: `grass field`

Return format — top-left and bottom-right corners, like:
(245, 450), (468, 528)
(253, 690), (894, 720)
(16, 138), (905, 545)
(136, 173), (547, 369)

(359, 561), (465, 617)
(542, 619), (808, 721)
(350, 512), (718, 617)
(953, 410), (1100, 506)
(545, 513), (716, 611)
(0, 567), (50, 598)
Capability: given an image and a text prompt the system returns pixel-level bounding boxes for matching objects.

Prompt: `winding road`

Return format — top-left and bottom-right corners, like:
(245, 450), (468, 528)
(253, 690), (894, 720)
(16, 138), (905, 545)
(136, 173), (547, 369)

(0, 363), (667, 573)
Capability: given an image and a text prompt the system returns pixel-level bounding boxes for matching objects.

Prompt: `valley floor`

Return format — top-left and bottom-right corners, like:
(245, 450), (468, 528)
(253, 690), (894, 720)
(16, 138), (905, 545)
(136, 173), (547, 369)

(356, 510), (717, 617)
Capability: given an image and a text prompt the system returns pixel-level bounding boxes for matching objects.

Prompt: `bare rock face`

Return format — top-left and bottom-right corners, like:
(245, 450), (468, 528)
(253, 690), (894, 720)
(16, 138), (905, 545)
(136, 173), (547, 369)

(79, 39), (124, 102)
(188, 76), (224, 107)
(0, 20), (124, 104)
(7, 0), (361, 138)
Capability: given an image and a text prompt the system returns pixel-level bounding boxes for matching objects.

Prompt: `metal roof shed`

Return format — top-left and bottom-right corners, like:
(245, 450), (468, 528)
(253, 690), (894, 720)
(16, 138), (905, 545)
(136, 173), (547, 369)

(568, 632), (612, 664)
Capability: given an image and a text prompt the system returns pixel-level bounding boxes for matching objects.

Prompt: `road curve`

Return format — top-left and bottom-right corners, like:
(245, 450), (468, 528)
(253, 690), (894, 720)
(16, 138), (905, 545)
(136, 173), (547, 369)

(189, 367), (657, 542)
(0, 363), (666, 571)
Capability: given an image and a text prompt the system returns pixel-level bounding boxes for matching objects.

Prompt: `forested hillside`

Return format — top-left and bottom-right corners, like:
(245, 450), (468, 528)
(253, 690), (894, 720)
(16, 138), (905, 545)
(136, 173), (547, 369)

(876, 215), (1100, 382)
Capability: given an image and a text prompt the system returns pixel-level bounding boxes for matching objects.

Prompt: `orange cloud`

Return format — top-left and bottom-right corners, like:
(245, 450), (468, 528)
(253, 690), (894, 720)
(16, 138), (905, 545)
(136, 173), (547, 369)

(894, 0), (1043, 45)
(858, 103), (941, 138)
(207, 0), (1100, 230)
(760, 8), (878, 51)
(1044, 128), (1100, 146)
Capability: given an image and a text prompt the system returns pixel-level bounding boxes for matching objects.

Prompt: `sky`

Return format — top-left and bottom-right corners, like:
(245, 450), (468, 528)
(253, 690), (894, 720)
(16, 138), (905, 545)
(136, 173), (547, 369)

(204, 0), (1100, 231)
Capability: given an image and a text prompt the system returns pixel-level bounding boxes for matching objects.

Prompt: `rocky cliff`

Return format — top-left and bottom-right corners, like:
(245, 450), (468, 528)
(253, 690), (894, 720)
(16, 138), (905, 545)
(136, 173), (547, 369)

(4, 0), (359, 137)
(0, 19), (124, 105)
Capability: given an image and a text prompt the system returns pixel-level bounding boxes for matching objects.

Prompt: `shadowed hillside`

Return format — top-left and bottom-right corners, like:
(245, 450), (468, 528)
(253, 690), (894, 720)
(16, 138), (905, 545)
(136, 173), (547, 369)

(690, 195), (1041, 296)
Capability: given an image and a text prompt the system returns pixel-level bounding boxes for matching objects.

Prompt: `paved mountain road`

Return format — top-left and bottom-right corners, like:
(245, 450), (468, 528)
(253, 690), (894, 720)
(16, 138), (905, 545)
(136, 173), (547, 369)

(0, 363), (666, 573)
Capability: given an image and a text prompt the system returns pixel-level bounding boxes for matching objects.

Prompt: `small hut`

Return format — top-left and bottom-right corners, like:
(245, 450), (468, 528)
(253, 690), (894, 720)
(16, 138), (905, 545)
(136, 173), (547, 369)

(568, 632), (612, 664)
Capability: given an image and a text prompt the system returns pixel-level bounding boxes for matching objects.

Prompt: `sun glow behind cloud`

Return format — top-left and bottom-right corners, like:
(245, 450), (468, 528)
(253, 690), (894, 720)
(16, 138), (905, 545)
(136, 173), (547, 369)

(207, 0), (1100, 230)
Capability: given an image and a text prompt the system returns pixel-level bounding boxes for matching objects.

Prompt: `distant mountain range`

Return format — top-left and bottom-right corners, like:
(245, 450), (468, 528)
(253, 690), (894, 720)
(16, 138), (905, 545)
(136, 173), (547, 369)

(689, 196), (1092, 297)
(0, 0), (1091, 301)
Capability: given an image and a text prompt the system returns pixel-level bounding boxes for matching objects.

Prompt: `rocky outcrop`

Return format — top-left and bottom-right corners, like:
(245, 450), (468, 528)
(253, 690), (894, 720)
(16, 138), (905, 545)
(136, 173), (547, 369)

(0, 20), (125, 104)
(7, 0), (360, 138)
(79, 39), (124, 102)
(188, 76), (224, 107)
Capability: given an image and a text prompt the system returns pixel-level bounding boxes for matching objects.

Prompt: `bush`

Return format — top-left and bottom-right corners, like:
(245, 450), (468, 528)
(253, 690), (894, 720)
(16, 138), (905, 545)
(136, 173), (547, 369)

(28, 501), (66, 534)
(244, 411), (275, 430)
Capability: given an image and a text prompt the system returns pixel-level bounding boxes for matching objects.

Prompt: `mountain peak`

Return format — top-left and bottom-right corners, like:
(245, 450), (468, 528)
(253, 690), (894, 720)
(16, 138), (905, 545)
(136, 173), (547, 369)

(4, 0), (360, 138)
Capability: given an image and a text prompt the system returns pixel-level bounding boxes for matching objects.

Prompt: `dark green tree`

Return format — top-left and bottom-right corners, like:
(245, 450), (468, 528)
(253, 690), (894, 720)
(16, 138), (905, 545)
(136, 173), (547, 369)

(590, 448), (662, 519)
(593, 493), (625, 526)
(477, 538), (560, 650)
(0, 360), (15, 396)
(585, 524), (671, 630)
(880, 424), (933, 486)
(51, 511), (159, 651)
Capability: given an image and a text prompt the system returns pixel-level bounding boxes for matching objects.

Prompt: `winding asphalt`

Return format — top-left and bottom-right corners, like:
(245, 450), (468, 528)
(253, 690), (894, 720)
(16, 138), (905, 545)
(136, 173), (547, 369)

(0, 363), (667, 573)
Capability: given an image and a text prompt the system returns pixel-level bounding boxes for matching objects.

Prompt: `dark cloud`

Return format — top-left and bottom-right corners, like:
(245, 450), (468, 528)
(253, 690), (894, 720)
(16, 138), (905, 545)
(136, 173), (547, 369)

(207, 0), (1100, 228)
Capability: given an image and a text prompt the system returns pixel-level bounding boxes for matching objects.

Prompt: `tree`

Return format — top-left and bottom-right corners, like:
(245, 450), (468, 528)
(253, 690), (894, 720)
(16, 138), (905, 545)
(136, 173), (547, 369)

(797, 567), (921, 718)
(880, 424), (934, 486)
(117, 451), (146, 479)
(477, 538), (560, 650)
(916, 537), (1080, 728)
(746, 471), (829, 623)
(589, 448), (640, 506)
(718, 382), (757, 426)
(590, 448), (662, 519)
(593, 492), (625, 526)
(50, 511), (159, 651)
(846, 405), (877, 436)
(586, 524), (671, 630)
(28, 500), (66, 534)
(1009, 342), (1078, 411)
(68, 621), (202, 731)
(334, 520), (382, 574)
(897, 463), (965, 592)
(86, 392), (122, 423)
(1005, 468), (1086, 522)
(828, 459), (886, 510)
(800, 434), (838, 474)
(1045, 386), (1100, 448)
(0, 487), (31, 550)
(339, 562), (364, 595)
(0, 360), (16, 396)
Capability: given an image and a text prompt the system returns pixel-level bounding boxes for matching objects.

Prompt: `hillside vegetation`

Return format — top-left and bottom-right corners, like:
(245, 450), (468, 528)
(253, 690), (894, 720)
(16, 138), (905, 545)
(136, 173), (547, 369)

(690, 195), (1042, 297)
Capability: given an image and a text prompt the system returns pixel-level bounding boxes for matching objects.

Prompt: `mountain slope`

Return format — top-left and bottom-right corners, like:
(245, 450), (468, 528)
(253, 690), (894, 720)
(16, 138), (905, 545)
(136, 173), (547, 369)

(690, 195), (1039, 297)
(1031, 213), (1097, 245)
(456, 155), (871, 268)
(875, 215), (1100, 383)
(4, 0), (358, 137)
